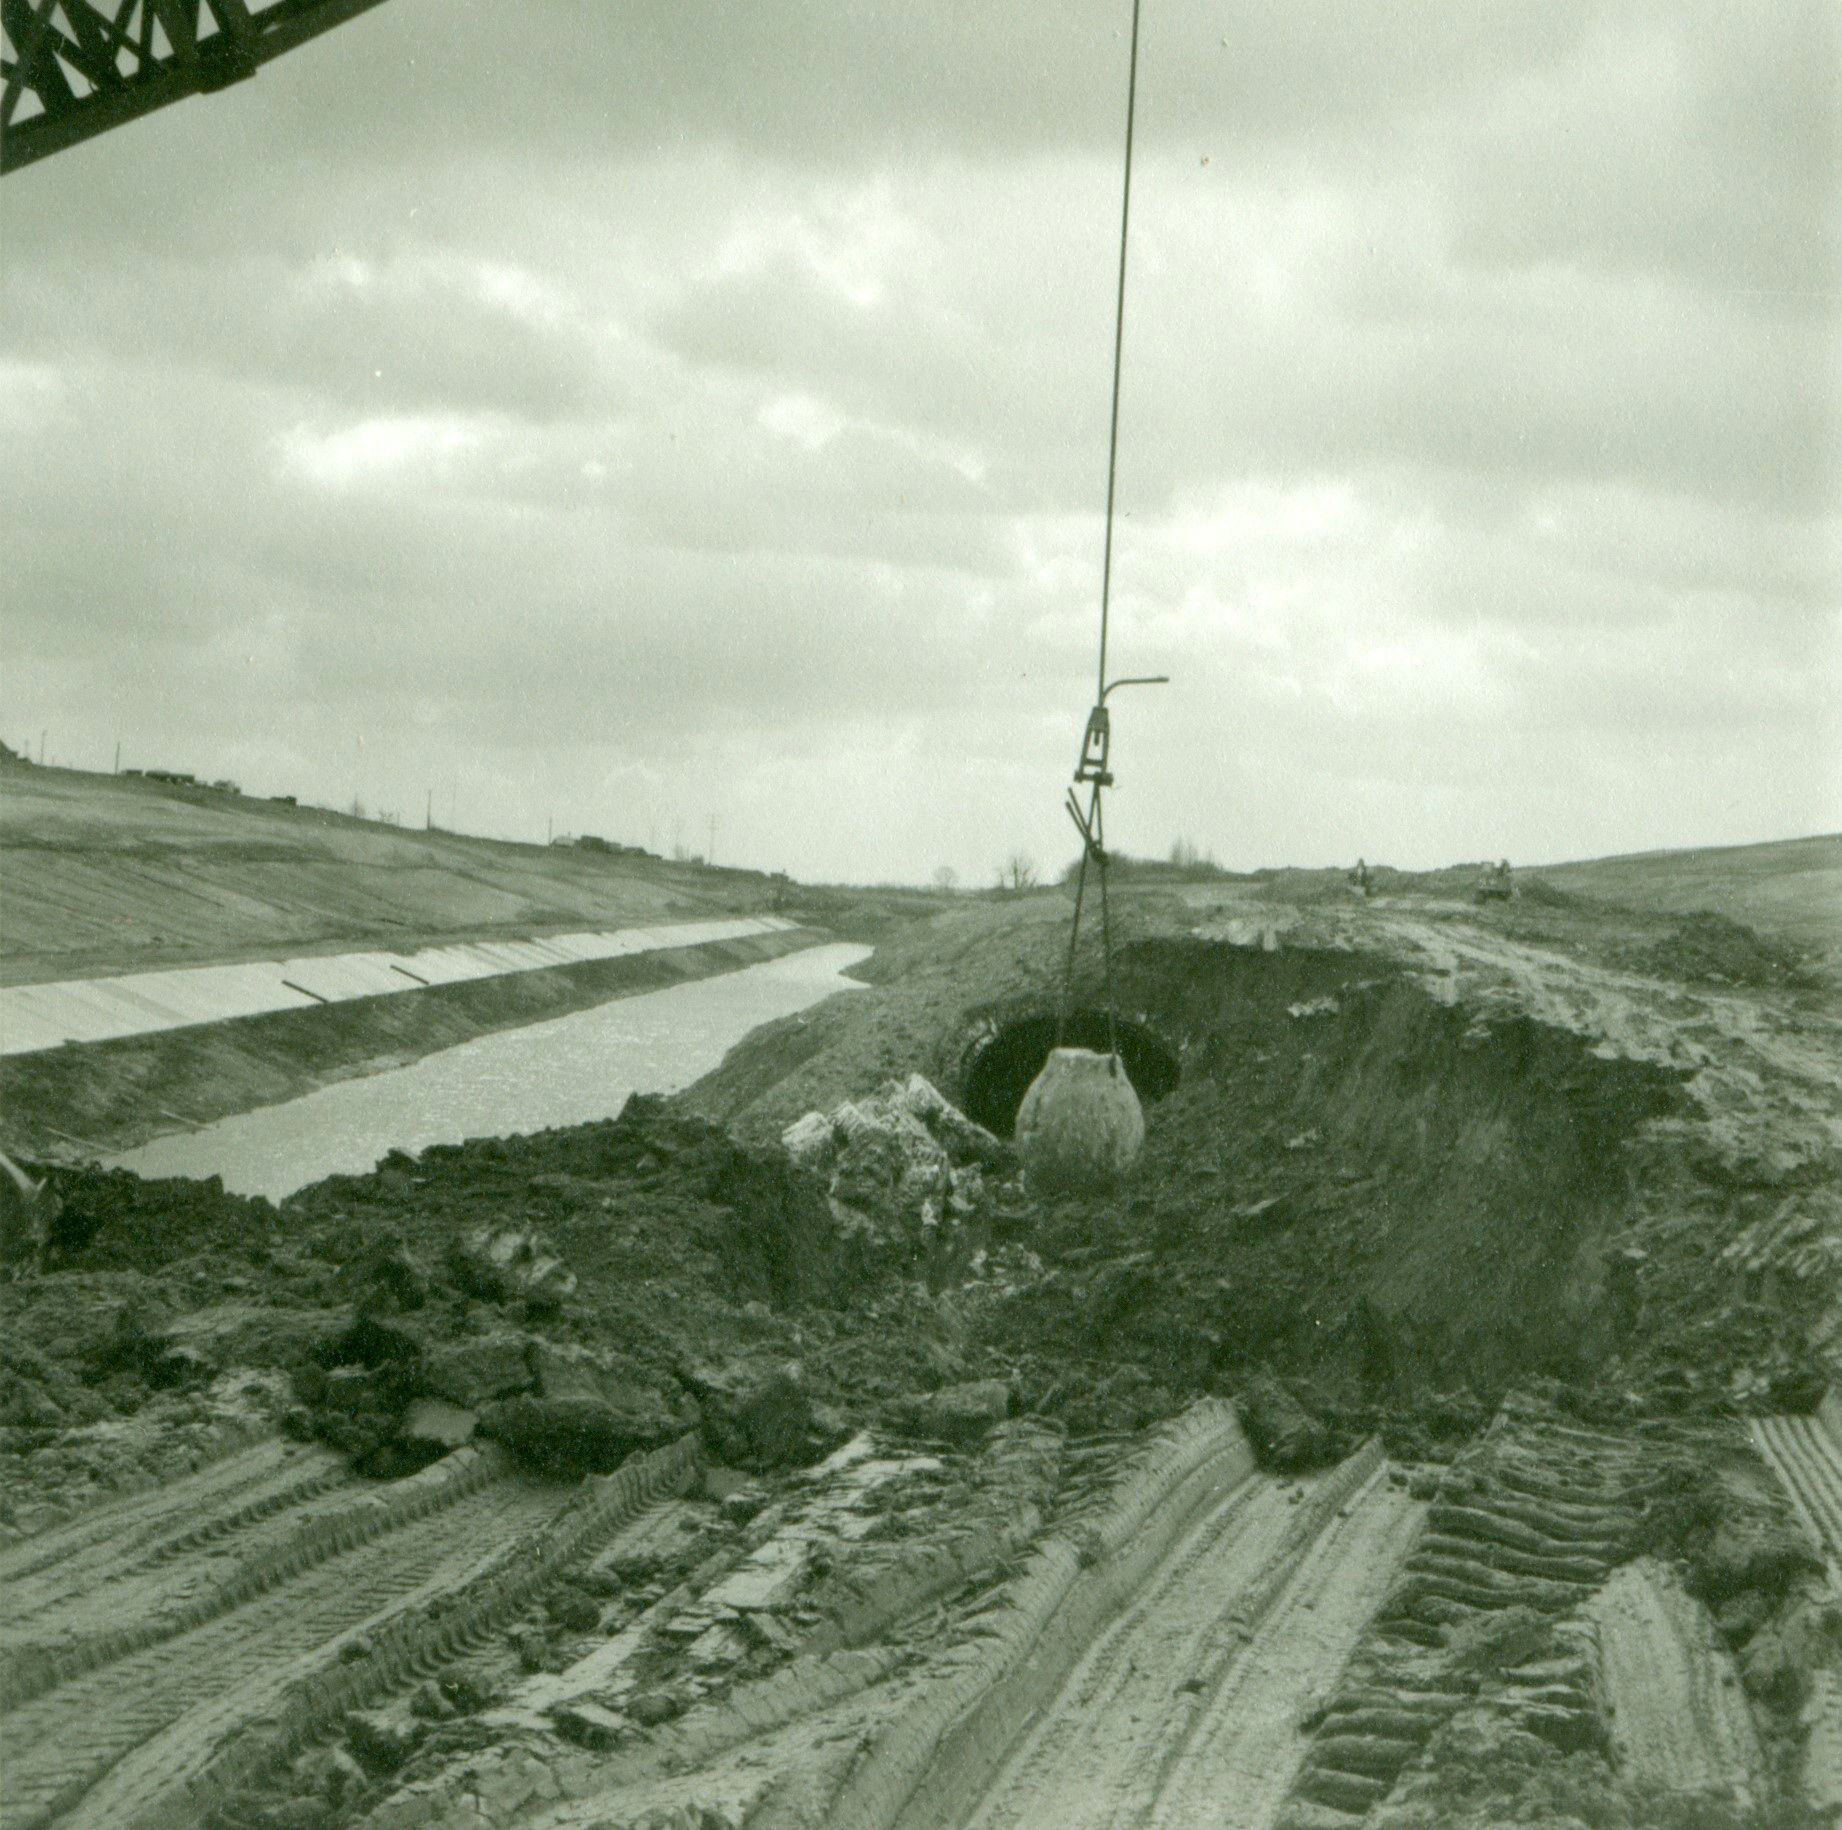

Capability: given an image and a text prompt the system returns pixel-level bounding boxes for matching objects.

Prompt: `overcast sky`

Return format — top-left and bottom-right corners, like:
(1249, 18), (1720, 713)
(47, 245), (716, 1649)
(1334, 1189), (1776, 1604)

(2, 1), (1837, 883)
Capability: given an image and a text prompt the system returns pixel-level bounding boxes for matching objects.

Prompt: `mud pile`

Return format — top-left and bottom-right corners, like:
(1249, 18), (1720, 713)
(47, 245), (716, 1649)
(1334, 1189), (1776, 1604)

(0, 1094), (1018, 1533)
(956, 936), (1709, 1448)
(1623, 909), (1818, 989)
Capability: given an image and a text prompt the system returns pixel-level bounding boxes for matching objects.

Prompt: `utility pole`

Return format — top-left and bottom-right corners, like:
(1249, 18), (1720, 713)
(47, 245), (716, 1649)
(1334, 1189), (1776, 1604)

(39, 730), (46, 764)
(707, 813), (717, 867)
(113, 740), (121, 775)
(425, 788), (432, 831)
(547, 815), (553, 845)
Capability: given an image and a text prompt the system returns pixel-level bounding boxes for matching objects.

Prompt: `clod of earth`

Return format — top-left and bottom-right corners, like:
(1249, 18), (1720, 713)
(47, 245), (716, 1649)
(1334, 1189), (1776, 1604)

(479, 1395), (685, 1476)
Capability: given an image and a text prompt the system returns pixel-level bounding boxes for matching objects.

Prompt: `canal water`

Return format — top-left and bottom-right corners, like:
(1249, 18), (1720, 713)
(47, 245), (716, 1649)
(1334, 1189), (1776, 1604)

(110, 942), (871, 1202)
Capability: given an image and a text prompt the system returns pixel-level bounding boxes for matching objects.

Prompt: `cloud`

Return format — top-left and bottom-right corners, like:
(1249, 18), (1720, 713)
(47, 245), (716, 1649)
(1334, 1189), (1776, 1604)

(0, 0), (1835, 882)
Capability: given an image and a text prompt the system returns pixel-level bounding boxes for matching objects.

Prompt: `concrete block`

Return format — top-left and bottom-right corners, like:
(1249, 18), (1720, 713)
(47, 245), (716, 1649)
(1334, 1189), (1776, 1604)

(1014, 1048), (1144, 1195)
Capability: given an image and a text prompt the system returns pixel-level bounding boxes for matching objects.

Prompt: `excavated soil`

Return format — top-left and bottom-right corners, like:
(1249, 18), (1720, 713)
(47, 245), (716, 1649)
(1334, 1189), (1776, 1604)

(3, 881), (1840, 1826)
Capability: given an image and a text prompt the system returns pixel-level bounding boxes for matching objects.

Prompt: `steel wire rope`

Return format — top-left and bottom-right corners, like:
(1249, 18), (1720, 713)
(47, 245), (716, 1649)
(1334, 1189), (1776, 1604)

(1059, 0), (1145, 1062)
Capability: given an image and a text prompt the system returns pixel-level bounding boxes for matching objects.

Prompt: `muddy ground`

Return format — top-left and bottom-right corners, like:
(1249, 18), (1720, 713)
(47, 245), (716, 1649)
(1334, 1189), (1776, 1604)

(3, 864), (1841, 1828)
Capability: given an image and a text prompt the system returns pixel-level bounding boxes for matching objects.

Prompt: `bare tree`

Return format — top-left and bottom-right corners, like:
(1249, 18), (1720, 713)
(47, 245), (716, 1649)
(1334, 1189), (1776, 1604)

(1001, 852), (1038, 893)
(933, 865), (959, 893)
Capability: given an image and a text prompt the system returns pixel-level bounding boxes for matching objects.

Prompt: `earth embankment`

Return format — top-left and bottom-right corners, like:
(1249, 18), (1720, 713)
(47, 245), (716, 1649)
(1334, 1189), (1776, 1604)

(690, 885), (1839, 1412)
(0, 754), (944, 988)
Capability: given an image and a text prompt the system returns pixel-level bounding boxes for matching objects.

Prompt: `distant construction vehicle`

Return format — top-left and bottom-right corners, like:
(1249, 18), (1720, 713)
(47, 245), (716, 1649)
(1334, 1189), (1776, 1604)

(1475, 859), (1516, 903)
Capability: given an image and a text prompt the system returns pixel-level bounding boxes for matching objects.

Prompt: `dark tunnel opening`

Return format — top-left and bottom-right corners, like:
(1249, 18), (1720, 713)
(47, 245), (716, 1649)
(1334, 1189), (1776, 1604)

(961, 1008), (1180, 1139)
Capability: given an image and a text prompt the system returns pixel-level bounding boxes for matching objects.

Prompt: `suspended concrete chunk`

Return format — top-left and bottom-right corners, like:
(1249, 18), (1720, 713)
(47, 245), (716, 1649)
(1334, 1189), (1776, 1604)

(1014, 1046), (1145, 1196)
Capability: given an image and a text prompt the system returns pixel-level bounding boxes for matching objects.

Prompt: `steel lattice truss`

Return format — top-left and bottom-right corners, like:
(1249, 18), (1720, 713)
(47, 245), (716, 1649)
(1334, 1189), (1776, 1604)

(2, 0), (389, 173)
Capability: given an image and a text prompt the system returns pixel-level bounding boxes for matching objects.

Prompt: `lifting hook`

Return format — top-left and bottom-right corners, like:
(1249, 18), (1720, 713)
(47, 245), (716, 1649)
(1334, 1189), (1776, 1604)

(1072, 675), (1170, 787)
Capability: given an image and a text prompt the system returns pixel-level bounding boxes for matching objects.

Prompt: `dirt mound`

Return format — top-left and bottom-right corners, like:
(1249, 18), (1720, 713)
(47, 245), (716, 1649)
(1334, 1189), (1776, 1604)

(956, 937), (1689, 1446)
(34, 1160), (284, 1270)
(1627, 910), (1816, 989)
(678, 894), (1841, 1461)
(1, 1093), (1024, 1516)
(1515, 876), (1585, 908)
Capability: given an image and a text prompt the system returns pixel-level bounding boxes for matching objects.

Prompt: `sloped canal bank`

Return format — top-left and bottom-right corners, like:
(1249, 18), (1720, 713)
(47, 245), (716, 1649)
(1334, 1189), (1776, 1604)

(0, 922), (833, 1163)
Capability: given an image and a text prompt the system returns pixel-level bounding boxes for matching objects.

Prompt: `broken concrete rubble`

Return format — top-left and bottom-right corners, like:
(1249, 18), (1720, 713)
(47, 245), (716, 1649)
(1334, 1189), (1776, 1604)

(782, 1074), (1006, 1249)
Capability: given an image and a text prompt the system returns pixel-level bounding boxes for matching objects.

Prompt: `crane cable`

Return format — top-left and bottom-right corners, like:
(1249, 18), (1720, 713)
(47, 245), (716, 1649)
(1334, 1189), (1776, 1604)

(1058, 0), (1164, 1058)
(1096, 0), (1142, 711)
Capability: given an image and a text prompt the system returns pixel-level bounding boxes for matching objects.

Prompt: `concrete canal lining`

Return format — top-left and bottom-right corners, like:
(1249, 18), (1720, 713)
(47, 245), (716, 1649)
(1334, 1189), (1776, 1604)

(0, 922), (830, 1161)
(0, 918), (799, 1057)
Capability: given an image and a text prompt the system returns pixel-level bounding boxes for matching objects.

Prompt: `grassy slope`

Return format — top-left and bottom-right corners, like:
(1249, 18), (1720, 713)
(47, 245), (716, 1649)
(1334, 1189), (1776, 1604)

(0, 758), (942, 987)
(1535, 832), (1842, 958)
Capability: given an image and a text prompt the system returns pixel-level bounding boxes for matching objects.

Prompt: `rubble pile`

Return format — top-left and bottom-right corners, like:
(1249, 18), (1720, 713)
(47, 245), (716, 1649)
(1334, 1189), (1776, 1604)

(781, 1073), (1010, 1260)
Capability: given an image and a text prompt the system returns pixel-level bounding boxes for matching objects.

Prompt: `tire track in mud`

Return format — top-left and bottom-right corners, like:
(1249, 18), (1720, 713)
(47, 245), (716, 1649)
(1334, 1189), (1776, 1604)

(4, 1438), (699, 1830)
(1584, 1558), (1760, 1804)
(0, 1442), (490, 1712)
(1753, 1412), (1842, 1566)
(842, 1418), (1423, 1830)
(1753, 1409), (1842, 1816)
(1138, 1470), (1426, 1830)
(951, 1451), (1422, 1830)
(1, 1446), (352, 1634)
(3, 1477), (560, 1829)
(359, 1430), (1064, 1830)
(952, 1471), (1301, 1830)
(1280, 1408), (1640, 1824)
(0, 1438), (351, 1615)
(819, 1402), (1258, 1830)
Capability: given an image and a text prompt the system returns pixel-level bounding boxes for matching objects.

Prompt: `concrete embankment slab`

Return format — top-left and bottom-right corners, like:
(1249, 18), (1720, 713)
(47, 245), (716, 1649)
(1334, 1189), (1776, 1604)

(0, 923), (830, 1159)
(0, 919), (798, 1056)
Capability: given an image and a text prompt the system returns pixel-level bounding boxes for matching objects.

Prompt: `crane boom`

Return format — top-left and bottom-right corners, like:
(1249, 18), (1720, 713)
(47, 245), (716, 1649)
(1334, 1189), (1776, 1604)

(2, 0), (390, 175)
